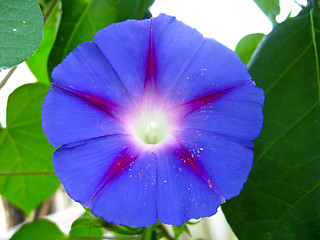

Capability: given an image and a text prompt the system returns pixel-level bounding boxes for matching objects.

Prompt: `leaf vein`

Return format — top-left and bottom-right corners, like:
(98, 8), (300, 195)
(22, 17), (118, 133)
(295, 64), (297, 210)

(253, 103), (318, 169)
(310, 9), (320, 104)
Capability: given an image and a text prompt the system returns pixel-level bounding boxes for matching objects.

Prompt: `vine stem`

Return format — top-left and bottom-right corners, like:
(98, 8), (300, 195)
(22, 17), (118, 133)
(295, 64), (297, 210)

(43, 0), (59, 25)
(0, 170), (56, 176)
(0, 66), (17, 90)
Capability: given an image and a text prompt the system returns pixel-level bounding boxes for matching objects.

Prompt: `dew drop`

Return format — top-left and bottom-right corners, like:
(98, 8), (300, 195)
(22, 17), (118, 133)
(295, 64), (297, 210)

(12, 28), (17, 31)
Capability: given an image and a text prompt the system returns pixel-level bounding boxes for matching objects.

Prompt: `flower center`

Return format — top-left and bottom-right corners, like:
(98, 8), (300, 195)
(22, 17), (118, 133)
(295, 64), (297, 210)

(134, 113), (170, 145)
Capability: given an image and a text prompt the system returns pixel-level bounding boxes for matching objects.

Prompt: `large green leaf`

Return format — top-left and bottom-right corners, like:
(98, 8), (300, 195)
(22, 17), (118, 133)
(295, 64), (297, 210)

(0, 0), (43, 70)
(47, 0), (154, 75)
(223, 6), (320, 240)
(10, 219), (66, 240)
(235, 33), (265, 65)
(0, 84), (60, 214)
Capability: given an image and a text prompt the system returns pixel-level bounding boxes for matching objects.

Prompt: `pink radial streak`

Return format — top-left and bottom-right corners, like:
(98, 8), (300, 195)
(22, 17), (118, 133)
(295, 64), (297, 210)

(52, 83), (121, 120)
(173, 141), (225, 202)
(143, 19), (157, 93)
(180, 81), (252, 116)
(85, 147), (140, 207)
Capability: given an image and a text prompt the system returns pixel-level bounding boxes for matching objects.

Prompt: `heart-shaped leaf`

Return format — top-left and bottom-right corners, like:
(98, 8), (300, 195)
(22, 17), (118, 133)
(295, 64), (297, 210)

(223, 6), (320, 240)
(0, 83), (60, 214)
(10, 219), (66, 240)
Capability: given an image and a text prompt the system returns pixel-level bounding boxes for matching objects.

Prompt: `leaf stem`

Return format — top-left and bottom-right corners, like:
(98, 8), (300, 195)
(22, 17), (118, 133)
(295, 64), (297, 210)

(0, 66), (17, 90)
(0, 170), (56, 176)
(43, 0), (59, 25)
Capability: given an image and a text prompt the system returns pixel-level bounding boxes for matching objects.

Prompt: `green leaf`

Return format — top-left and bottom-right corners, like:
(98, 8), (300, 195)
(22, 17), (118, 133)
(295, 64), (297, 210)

(172, 224), (191, 238)
(71, 212), (106, 229)
(223, 6), (320, 240)
(0, 0), (43, 70)
(138, 225), (156, 240)
(68, 226), (103, 240)
(72, 212), (144, 235)
(104, 222), (144, 236)
(172, 225), (184, 238)
(26, 1), (61, 83)
(70, 215), (105, 240)
(0, 83), (60, 214)
(26, 26), (55, 83)
(10, 219), (66, 240)
(47, 0), (155, 75)
(235, 33), (265, 65)
(253, 0), (280, 24)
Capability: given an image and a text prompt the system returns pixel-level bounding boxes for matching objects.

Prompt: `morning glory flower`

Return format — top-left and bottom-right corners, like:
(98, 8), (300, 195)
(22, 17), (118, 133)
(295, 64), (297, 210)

(42, 14), (264, 227)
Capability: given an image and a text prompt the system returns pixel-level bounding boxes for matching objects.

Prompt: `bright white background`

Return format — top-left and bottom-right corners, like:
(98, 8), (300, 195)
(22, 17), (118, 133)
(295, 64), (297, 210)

(0, 0), (308, 239)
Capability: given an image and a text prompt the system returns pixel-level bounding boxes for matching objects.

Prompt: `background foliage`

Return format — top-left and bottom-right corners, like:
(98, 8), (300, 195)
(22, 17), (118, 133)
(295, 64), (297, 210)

(0, 0), (319, 239)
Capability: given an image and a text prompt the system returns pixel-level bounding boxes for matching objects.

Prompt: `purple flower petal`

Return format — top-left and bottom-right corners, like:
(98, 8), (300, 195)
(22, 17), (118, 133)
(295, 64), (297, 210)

(42, 88), (124, 147)
(42, 14), (265, 227)
(94, 19), (150, 101)
(51, 41), (134, 108)
(151, 14), (204, 99)
(53, 135), (131, 207)
(54, 135), (157, 227)
(89, 150), (157, 227)
(177, 129), (254, 200)
(181, 81), (264, 140)
(155, 143), (224, 225)
(157, 37), (252, 104)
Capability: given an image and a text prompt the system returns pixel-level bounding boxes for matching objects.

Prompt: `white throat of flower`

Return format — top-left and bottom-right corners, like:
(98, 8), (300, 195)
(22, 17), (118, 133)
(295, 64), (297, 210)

(134, 112), (170, 145)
